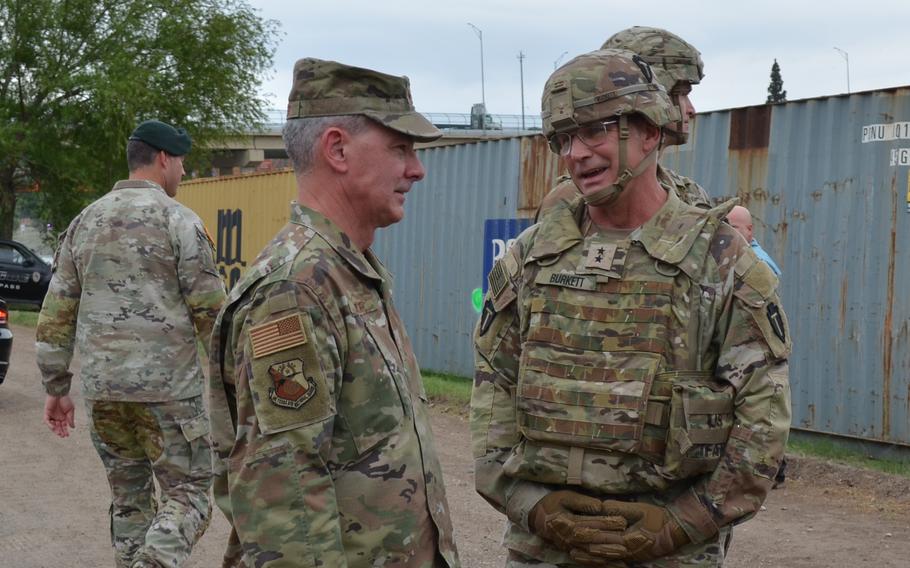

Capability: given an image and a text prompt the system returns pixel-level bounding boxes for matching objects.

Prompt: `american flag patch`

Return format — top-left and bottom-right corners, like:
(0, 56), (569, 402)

(488, 262), (508, 299)
(249, 313), (308, 359)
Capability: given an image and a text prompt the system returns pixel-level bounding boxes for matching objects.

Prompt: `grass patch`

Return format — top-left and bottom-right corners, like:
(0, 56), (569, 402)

(787, 436), (910, 479)
(9, 309), (39, 328)
(415, 373), (910, 481)
(422, 370), (472, 406)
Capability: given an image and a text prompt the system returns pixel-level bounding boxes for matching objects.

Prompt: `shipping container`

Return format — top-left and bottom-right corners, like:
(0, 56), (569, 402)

(178, 86), (910, 447)
(664, 87), (910, 448)
(179, 170), (296, 289)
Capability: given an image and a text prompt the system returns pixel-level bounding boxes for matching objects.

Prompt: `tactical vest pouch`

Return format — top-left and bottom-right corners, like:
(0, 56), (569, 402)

(659, 372), (734, 478)
(517, 280), (672, 454)
(516, 348), (659, 454)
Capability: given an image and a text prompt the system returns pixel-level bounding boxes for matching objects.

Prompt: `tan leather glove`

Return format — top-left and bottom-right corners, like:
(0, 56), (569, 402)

(529, 491), (628, 552)
(583, 500), (690, 562)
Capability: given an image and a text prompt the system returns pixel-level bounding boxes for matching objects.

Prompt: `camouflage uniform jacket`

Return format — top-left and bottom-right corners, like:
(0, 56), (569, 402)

(36, 179), (225, 401)
(472, 189), (791, 564)
(535, 165), (711, 222)
(659, 166), (711, 208)
(208, 204), (460, 568)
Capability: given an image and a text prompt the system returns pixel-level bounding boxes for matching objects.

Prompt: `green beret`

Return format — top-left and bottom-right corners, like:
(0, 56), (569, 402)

(286, 58), (441, 142)
(128, 120), (192, 156)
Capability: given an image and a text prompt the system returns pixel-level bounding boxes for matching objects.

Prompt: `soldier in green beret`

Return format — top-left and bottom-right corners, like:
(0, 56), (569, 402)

(537, 27), (711, 219)
(471, 49), (791, 567)
(207, 58), (461, 567)
(37, 119), (226, 567)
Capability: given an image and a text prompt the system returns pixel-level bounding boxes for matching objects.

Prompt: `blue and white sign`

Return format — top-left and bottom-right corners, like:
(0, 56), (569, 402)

(482, 218), (533, 294)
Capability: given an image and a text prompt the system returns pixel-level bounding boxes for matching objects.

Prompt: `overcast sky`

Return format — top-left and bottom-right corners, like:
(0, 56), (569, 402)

(249, 0), (910, 118)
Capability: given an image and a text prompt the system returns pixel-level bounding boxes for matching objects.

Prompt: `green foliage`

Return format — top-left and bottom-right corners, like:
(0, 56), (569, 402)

(766, 59), (787, 104)
(788, 437), (910, 479)
(9, 309), (39, 327)
(422, 370), (473, 406)
(0, 0), (279, 240)
(13, 191), (40, 219)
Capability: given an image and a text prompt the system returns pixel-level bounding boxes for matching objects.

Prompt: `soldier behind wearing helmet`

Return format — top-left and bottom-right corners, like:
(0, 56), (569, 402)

(471, 49), (791, 567)
(537, 26), (710, 219)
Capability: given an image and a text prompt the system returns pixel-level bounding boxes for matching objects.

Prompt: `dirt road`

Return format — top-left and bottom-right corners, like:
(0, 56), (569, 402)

(2, 323), (908, 567)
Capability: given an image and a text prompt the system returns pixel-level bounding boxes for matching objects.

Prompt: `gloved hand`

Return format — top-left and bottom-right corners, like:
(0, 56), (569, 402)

(529, 491), (628, 552)
(580, 501), (690, 562)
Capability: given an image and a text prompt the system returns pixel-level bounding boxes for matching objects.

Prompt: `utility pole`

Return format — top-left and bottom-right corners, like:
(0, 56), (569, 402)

(467, 23), (486, 131)
(833, 47), (851, 94)
(518, 51), (526, 130)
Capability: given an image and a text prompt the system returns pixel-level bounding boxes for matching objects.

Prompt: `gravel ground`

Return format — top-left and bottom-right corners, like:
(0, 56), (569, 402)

(2, 323), (908, 567)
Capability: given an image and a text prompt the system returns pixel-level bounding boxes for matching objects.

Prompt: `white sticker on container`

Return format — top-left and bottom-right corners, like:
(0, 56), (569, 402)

(862, 122), (910, 143)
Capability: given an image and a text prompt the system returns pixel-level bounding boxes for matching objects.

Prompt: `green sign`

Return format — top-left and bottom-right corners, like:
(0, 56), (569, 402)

(471, 287), (483, 313)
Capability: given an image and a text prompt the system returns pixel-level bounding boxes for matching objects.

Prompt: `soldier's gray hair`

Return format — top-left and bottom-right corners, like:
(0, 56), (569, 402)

(283, 115), (372, 173)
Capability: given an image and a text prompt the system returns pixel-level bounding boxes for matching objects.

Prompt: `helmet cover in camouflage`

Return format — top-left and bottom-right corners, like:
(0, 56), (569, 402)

(602, 27), (704, 145)
(541, 48), (678, 138)
(601, 27), (704, 91)
(286, 58), (442, 142)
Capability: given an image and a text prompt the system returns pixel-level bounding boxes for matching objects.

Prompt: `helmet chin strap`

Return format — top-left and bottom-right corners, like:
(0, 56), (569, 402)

(669, 93), (688, 144)
(582, 114), (659, 207)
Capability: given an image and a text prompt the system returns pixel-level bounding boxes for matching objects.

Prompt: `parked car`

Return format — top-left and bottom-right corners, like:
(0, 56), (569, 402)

(0, 240), (52, 307)
(0, 299), (11, 384)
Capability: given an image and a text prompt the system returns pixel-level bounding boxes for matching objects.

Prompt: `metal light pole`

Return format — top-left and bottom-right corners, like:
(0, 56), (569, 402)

(554, 50), (569, 70)
(517, 51), (526, 130)
(833, 47), (850, 94)
(467, 23), (486, 130)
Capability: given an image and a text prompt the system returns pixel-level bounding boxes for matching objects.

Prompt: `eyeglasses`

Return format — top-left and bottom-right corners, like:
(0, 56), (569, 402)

(547, 119), (620, 156)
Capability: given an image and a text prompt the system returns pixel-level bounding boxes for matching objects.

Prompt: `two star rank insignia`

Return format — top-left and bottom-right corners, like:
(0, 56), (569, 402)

(585, 241), (618, 272)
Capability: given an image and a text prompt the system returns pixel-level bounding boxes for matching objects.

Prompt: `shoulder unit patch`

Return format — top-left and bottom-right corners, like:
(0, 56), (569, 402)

(267, 358), (318, 409)
(766, 302), (786, 343)
(195, 224), (216, 254)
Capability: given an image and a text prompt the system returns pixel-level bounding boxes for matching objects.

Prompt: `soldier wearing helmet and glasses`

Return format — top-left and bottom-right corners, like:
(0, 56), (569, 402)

(538, 26), (711, 219)
(471, 49), (791, 567)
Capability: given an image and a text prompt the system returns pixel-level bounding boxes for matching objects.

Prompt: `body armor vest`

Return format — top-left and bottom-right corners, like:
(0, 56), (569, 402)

(506, 197), (737, 492)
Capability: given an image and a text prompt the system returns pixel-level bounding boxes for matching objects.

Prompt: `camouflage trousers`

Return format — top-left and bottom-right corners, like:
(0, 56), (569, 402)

(86, 396), (213, 568)
(505, 526), (732, 568)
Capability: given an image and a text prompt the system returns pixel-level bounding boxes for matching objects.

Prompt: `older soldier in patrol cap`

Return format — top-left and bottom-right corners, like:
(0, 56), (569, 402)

(471, 49), (791, 567)
(207, 58), (460, 567)
(538, 26), (711, 219)
(37, 119), (226, 567)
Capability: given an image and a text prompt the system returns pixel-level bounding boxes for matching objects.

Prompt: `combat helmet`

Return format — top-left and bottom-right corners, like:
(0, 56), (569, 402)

(602, 26), (704, 144)
(541, 48), (677, 207)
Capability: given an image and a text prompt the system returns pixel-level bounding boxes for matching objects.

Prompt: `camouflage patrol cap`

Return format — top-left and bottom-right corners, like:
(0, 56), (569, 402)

(601, 27), (704, 91)
(286, 58), (442, 142)
(128, 120), (192, 156)
(541, 48), (678, 137)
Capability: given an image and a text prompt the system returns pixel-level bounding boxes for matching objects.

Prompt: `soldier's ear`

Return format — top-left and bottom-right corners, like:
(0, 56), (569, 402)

(640, 122), (661, 153)
(320, 127), (350, 174)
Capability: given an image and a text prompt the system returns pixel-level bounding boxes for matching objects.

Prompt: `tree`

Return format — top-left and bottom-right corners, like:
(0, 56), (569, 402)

(766, 59), (787, 104)
(0, 0), (278, 240)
